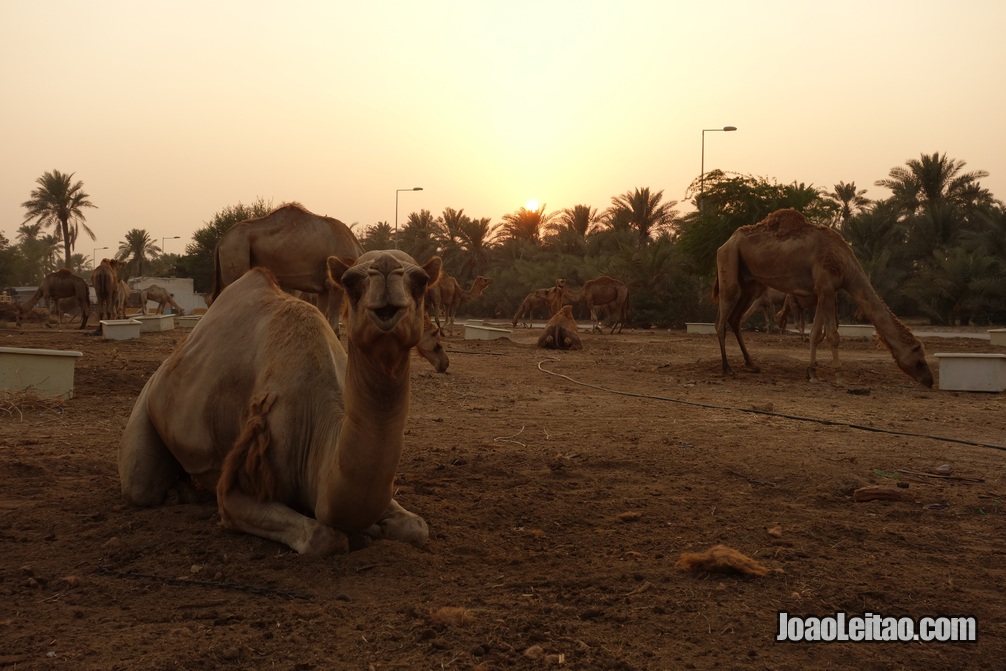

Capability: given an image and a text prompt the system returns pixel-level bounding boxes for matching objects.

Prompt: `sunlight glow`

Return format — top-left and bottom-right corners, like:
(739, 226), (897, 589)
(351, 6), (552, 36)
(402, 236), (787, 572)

(524, 199), (539, 212)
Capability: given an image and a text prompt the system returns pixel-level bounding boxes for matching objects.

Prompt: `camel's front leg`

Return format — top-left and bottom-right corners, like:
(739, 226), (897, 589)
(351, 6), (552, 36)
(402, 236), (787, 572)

(363, 499), (429, 548)
(218, 490), (350, 555)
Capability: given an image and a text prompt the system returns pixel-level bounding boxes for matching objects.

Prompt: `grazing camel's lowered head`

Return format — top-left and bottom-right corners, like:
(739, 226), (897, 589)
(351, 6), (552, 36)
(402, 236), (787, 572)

(119, 250), (442, 555)
(416, 311), (450, 373)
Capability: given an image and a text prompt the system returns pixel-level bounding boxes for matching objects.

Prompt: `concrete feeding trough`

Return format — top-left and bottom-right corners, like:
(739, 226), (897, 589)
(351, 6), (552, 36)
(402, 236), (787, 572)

(934, 352), (1006, 392)
(686, 323), (717, 335)
(465, 323), (511, 340)
(0, 346), (84, 399)
(134, 314), (176, 332)
(101, 319), (143, 341)
(176, 315), (202, 329)
(988, 329), (1006, 346)
(837, 324), (875, 338)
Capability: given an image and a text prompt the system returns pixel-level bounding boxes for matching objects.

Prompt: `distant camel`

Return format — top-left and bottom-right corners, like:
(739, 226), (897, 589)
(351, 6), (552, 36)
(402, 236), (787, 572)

(113, 280), (130, 319)
(211, 202), (362, 336)
(141, 285), (185, 315)
(560, 276), (628, 334)
(776, 293), (816, 340)
(119, 251), (442, 555)
(512, 284), (564, 328)
(713, 208), (932, 386)
(426, 273), (493, 336)
(740, 287), (787, 332)
(91, 259), (120, 331)
(537, 305), (583, 350)
(17, 269), (90, 330)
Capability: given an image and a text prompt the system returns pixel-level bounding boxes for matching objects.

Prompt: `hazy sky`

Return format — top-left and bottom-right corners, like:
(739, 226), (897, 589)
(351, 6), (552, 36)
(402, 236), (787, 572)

(3, 0), (1005, 263)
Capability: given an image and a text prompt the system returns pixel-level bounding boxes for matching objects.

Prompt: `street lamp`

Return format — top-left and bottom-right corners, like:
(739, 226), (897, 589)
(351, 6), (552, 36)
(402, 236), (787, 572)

(93, 246), (108, 268)
(700, 126), (737, 211)
(395, 187), (423, 248)
(162, 236), (180, 252)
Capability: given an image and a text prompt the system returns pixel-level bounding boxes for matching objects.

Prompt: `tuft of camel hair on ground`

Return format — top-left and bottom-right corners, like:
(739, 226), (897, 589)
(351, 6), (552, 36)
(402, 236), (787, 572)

(676, 544), (772, 577)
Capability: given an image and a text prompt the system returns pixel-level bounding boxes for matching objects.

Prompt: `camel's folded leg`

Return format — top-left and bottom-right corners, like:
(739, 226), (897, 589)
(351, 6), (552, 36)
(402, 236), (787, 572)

(119, 379), (184, 507)
(218, 490), (350, 556)
(363, 498), (429, 549)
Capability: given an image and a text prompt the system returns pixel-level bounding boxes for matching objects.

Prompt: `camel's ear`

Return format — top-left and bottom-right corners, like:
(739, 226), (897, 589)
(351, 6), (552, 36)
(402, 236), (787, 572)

(423, 257), (442, 286)
(326, 256), (356, 287)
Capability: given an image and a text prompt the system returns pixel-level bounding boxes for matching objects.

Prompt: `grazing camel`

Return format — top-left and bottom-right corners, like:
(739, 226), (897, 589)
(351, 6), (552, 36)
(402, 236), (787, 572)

(416, 312), (450, 373)
(713, 208), (933, 386)
(91, 259), (119, 331)
(512, 285), (563, 328)
(776, 293), (816, 340)
(740, 287), (787, 332)
(140, 284), (186, 315)
(17, 269), (90, 330)
(560, 276), (629, 334)
(212, 202), (363, 336)
(119, 250), (442, 555)
(426, 273), (493, 336)
(537, 305), (583, 350)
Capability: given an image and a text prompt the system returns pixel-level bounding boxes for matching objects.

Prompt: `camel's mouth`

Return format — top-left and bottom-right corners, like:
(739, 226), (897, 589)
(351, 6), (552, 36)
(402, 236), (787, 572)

(369, 305), (404, 330)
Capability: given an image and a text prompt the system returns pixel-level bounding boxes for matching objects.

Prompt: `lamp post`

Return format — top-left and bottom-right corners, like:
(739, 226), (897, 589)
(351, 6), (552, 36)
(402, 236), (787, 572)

(700, 126), (737, 212)
(93, 246), (108, 269)
(395, 187), (423, 248)
(162, 236), (180, 253)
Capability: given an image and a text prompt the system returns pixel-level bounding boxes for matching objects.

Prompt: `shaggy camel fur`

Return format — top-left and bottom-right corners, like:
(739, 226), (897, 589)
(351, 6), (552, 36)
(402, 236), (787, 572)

(91, 259), (119, 331)
(140, 284), (186, 315)
(16, 269), (91, 330)
(537, 305), (583, 350)
(212, 203), (363, 336)
(426, 273), (493, 336)
(119, 251), (442, 555)
(713, 208), (933, 386)
(740, 287), (787, 332)
(560, 276), (629, 334)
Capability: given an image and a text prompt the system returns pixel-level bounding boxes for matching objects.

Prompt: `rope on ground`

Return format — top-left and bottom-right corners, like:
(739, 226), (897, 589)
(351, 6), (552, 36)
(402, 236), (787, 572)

(536, 358), (1006, 452)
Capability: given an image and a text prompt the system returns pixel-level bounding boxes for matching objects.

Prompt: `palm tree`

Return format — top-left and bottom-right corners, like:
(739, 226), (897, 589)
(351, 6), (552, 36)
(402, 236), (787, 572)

(117, 229), (160, 277)
(20, 170), (97, 268)
(544, 204), (600, 254)
(824, 181), (871, 225)
(604, 187), (678, 245)
(359, 222), (394, 251)
(499, 204), (556, 244)
(398, 209), (440, 263)
(875, 152), (991, 214)
(456, 216), (499, 280)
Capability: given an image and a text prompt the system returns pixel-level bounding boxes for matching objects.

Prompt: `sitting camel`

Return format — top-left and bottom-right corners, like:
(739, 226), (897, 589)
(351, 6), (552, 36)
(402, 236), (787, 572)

(559, 276), (628, 334)
(141, 284), (186, 315)
(537, 305), (583, 350)
(17, 269), (90, 330)
(713, 208), (932, 386)
(212, 202), (363, 336)
(119, 250), (442, 555)
(426, 273), (493, 336)
(512, 282), (564, 328)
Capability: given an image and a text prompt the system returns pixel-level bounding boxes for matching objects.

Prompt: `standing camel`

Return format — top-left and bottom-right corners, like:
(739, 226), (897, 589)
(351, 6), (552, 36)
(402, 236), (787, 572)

(740, 287), (787, 332)
(16, 269), (91, 330)
(427, 274), (493, 336)
(140, 285), (186, 315)
(91, 259), (119, 332)
(512, 291), (557, 328)
(713, 208), (933, 386)
(560, 276), (629, 334)
(119, 251), (442, 555)
(211, 202), (363, 336)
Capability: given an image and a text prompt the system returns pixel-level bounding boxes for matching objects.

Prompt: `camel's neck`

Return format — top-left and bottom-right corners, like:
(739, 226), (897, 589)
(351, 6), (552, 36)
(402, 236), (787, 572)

(319, 342), (412, 530)
(563, 286), (582, 301)
(844, 269), (919, 355)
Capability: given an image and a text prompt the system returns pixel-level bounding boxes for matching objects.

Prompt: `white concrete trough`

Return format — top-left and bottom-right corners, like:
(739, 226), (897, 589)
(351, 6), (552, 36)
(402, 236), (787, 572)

(837, 324), (875, 338)
(0, 346), (84, 399)
(934, 352), (1006, 392)
(176, 315), (202, 329)
(101, 319), (142, 341)
(686, 322), (717, 335)
(465, 323), (512, 340)
(134, 314), (176, 332)
(988, 329), (1006, 346)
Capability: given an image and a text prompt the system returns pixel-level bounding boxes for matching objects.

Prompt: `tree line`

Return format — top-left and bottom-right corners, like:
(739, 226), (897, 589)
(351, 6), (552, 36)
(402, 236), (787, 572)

(6, 153), (1005, 326)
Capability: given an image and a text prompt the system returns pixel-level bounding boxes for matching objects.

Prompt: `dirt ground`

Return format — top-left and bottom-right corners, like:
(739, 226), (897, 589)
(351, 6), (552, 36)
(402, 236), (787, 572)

(2, 318), (1005, 670)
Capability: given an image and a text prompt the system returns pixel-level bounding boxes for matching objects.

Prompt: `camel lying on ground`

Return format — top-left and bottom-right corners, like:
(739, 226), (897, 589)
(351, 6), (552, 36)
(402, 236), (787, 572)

(119, 250), (442, 555)
(212, 203), (363, 336)
(141, 284), (185, 315)
(512, 282), (564, 328)
(536, 305), (583, 350)
(17, 269), (90, 330)
(426, 273), (493, 336)
(740, 287), (787, 332)
(560, 276), (628, 334)
(713, 208), (933, 386)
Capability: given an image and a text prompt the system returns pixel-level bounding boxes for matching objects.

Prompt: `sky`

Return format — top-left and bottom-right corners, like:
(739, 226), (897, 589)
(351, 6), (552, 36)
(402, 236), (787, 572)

(2, 0), (1005, 264)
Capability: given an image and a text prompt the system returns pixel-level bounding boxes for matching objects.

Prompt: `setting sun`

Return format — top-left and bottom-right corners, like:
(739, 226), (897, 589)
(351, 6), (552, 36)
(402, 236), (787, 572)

(524, 198), (539, 211)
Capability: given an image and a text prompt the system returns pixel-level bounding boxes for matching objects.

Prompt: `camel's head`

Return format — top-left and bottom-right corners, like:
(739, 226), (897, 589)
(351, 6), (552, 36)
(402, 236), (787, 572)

(328, 250), (442, 358)
(416, 312), (449, 373)
(898, 341), (934, 388)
